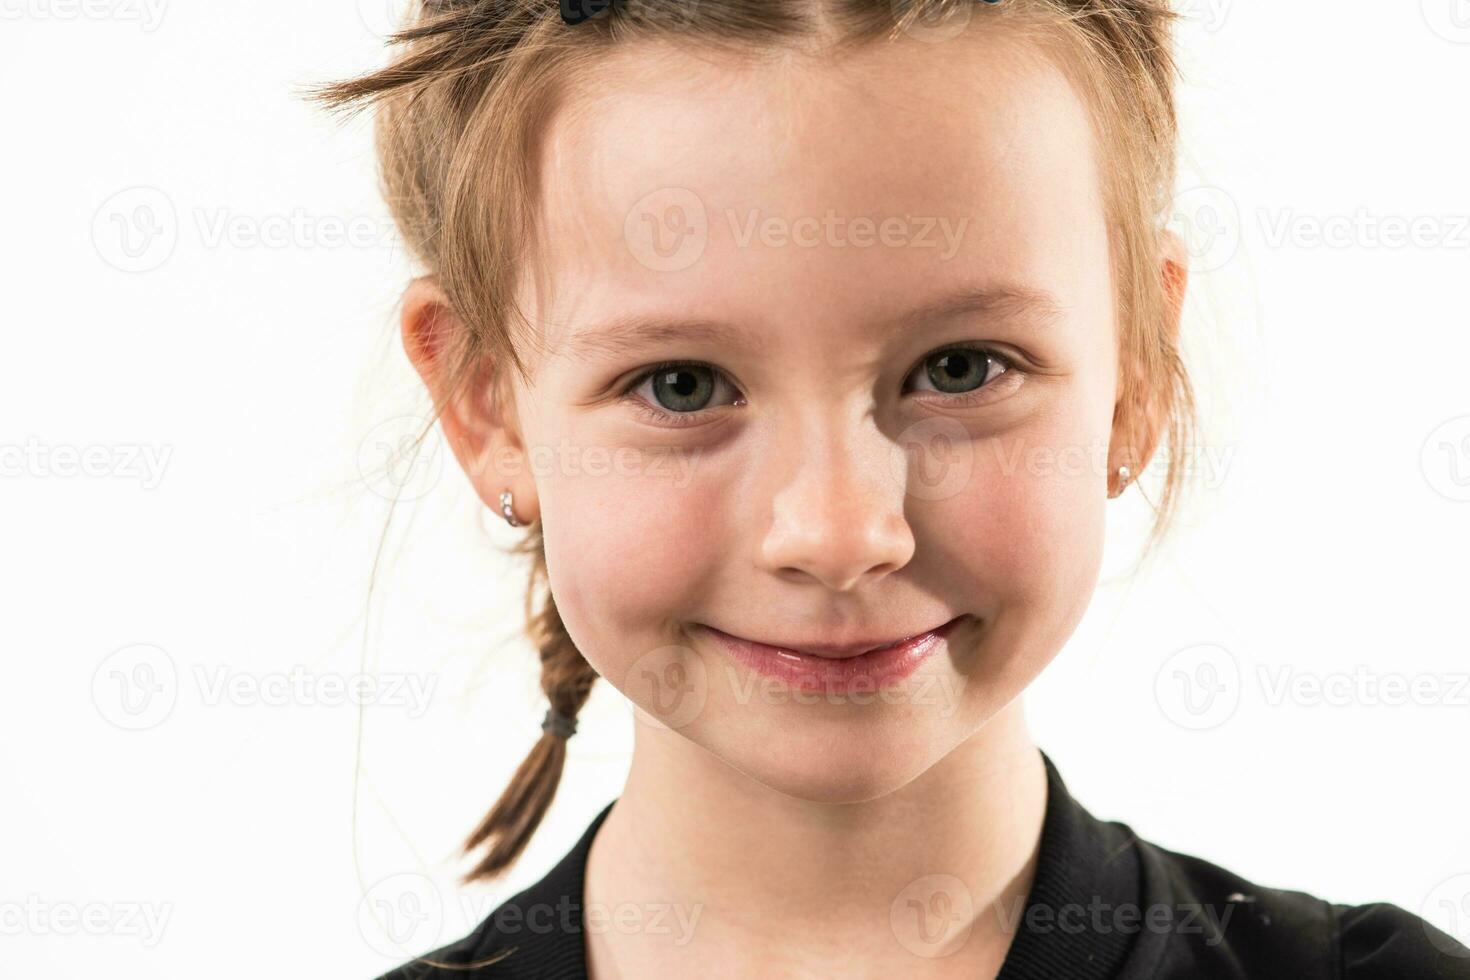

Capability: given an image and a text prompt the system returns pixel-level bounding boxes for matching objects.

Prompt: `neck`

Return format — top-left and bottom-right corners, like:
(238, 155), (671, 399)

(584, 701), (1047, 978)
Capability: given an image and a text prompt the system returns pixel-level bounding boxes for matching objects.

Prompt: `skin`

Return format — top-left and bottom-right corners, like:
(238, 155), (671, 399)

(401, 19), (1185, 980)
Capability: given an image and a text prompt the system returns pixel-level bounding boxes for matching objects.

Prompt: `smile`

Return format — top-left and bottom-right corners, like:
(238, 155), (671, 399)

(696, 615), (968, 693)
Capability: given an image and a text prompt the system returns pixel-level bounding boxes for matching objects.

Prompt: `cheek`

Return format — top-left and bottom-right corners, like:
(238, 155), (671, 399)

(934, 411), (1111, 638)
(537, 447), (723, 676)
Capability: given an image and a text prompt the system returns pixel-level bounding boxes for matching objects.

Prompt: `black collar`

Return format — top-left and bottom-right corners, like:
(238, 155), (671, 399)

(995, 749), (1143, 980)
(487, 747), (1142, 979)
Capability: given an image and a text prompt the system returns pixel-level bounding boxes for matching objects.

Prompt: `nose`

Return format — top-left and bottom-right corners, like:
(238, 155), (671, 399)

(759, 406), (917, 592)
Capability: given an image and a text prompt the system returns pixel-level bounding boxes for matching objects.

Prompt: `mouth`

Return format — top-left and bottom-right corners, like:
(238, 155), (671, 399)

(695, 615), (968, 693)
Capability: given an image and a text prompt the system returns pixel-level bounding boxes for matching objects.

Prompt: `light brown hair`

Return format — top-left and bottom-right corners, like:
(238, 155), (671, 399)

(315, 0), (1194, 885)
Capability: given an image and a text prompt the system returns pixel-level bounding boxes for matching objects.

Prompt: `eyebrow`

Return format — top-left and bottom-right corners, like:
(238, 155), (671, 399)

(563, 284), (1064, 361)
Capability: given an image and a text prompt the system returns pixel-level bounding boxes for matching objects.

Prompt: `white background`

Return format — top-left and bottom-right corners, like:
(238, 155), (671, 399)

(2, 2), (1468, 976)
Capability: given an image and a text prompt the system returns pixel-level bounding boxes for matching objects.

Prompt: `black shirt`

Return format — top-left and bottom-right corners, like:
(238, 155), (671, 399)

(378, 750), (1470, 978)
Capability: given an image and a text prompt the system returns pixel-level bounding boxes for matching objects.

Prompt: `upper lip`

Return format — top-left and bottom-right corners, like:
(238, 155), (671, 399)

(703, 615), (964, 660)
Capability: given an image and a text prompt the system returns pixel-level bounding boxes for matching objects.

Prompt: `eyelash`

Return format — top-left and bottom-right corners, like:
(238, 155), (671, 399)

(618, 346), (1022, 427)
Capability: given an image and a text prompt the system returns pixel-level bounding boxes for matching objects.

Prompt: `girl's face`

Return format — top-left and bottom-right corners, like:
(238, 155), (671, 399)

(504, 26), (1129, 802)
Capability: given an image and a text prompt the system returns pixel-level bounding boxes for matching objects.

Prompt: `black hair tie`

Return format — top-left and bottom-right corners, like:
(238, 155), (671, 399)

(561, 0), (613, 25)
(541, 706), (579, 739)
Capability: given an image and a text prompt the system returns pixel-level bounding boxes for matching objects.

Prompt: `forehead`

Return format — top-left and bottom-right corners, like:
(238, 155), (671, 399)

(526, 25), (1108, 356)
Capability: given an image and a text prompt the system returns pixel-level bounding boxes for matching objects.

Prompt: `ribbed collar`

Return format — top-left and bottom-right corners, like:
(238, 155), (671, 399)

(504, 747), (1141, 979)
(995, 749), (1143, 980)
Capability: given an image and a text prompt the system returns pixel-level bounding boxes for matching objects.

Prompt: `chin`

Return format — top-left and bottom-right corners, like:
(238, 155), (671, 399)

(697, 699), (963, 805)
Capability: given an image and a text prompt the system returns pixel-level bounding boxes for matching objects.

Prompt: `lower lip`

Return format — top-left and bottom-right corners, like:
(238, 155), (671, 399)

(699, 616), (965, 694)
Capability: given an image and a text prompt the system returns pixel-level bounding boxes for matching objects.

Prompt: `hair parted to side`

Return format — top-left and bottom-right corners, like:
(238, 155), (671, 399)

(313, 0), (1195, 884)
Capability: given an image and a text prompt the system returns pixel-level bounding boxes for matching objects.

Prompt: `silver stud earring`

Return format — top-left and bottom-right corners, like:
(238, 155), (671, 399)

(1116, 465), (1131, 495)
(499, 489), (522, 528)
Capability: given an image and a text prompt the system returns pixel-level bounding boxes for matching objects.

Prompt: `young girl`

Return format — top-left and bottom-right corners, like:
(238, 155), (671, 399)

(320, 1), (1469, 977)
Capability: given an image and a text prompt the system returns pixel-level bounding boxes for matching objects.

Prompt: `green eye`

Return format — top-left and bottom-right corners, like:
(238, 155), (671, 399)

(648, 364), (717, 412)
(913, 347), (1011, 395)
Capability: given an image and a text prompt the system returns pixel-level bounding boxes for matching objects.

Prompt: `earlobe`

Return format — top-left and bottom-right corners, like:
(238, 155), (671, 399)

(397, 276), (539, 523)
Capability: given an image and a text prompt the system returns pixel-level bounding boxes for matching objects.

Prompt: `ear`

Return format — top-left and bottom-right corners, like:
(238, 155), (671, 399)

(1108, 228), (1189, 497)
(400, 276), (539, 524)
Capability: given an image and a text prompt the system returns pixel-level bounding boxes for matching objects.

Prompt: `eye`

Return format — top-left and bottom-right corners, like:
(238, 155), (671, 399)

(905, 345), (1018, 399)
(620, 361), (744, 425)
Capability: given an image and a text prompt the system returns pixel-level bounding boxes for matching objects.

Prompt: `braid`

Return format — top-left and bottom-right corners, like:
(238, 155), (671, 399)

(461, 524), (600, 883)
